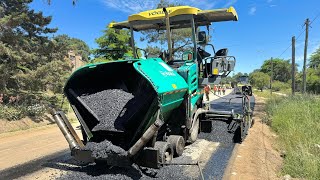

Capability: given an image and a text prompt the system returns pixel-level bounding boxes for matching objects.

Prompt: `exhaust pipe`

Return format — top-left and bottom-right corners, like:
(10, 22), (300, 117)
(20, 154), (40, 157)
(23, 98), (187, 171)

(128, 110), (164, 157)
(50, 108), (84, 149)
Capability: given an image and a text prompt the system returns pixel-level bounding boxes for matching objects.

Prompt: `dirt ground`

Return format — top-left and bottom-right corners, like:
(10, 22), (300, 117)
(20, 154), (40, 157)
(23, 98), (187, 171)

(0, 115), (54, 134)
(224, 96), (283, 180)
(0, 125), (69, 171)
(0, 112), (77, 134)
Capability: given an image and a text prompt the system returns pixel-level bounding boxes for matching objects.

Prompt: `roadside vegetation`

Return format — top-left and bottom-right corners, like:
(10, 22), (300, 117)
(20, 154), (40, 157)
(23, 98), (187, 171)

(0, 0), (89, 122)
(251, 53), (320, 179)
(264, 95), (320, 179)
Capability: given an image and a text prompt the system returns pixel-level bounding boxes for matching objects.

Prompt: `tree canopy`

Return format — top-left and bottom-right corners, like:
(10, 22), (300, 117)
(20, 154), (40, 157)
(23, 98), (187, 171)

(249, 72), (270, 91)
(260, 58), (293, 83)
(0, 0), (87, 94)
(92, 27), (132, 61)
(53, 35), (90, 61)
(310, 47), (320, 69)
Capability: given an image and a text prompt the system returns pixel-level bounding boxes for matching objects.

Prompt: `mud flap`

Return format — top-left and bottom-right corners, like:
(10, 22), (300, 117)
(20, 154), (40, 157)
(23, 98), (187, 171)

(200, 120), (212, 133)
(135, 147), (160, 169)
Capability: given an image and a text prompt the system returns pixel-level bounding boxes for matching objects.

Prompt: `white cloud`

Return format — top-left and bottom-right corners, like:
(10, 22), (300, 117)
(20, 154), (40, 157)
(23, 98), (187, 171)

(249, 7), (256, 15)
(101, 0), (225, 14)
(270, 4), (277, 7)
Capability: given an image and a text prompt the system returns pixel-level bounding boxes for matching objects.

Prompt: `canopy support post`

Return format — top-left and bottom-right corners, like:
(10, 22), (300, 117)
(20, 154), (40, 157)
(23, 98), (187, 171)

(130, 26), (137, 58)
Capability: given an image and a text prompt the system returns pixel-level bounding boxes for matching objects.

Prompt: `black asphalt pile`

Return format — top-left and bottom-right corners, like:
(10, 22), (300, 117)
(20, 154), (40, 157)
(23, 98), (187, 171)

(84, 140), (127, 159)
(80, 89), (134, 131)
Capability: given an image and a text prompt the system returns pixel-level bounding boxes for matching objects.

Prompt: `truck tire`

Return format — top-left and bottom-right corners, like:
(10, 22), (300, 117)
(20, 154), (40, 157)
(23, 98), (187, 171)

(167, 135), (185, 157)
(154, 141), (173, 164)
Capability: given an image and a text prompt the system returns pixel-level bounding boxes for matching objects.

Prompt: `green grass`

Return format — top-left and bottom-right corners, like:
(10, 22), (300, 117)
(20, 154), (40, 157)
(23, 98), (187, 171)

(277, 88), (291, 95)
(265, 95), (320, 179)
(253, 89), (273, 98)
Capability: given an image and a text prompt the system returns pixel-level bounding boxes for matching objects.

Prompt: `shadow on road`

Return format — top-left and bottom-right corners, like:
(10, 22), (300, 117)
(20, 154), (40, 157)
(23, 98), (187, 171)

(0, 150), (68, 180)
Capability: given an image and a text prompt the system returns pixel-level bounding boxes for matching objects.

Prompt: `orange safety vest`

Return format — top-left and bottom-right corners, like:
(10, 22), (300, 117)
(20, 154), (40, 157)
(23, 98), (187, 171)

(204, 85), (210, 92)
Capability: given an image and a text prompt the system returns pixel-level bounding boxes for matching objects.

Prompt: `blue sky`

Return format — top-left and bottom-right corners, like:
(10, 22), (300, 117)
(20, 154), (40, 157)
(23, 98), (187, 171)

(29, 0), (320, 73)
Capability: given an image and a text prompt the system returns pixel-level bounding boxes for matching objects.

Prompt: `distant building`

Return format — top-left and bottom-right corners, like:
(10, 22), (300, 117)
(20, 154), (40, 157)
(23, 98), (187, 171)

(67, 50), (85, 71)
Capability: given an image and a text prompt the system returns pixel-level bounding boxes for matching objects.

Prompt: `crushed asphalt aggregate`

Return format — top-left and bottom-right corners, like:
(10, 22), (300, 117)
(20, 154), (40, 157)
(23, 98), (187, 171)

(84, 140), (127, 159)
(80, 89), (134, 132)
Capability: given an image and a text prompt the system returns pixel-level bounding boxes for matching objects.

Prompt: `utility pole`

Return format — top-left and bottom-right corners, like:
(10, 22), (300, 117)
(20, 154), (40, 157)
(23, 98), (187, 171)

(292, 36), (296, 95)
(270, 57), (273, 95)
(302, 18), (310, 94)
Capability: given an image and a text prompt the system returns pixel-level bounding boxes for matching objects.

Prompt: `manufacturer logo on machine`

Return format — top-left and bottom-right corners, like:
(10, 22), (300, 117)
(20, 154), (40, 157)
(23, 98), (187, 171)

(160, 71), (175, 77)
(148, 10), (172, 16)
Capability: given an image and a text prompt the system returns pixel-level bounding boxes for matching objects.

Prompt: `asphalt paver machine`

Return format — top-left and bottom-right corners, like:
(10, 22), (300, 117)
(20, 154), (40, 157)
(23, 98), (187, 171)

(51, 5), (252, 168)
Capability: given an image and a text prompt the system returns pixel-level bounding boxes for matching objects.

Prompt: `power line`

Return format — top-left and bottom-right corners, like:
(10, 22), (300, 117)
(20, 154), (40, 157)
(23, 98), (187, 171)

(277, 10), (320, 59)
(278, 26), (307, 58)
(310, 11), (320, 26)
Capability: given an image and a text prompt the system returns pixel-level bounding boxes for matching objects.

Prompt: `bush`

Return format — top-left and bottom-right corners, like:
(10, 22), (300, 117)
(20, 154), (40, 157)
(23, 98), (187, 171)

(0, 92), (68, 121)
(0, 105), (25, 121)
(26, 104), (46, 117)
(272, 81), (290, 91)
(265, 95), (320, 179)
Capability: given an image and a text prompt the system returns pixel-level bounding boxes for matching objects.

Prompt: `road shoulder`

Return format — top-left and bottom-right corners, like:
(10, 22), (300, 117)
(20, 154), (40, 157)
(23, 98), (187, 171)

(223, 95), (283, 180)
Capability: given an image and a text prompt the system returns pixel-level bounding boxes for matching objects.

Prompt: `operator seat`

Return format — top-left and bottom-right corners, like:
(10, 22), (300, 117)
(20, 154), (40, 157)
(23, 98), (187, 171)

(214, 48), (228, 57)
(197, 47), (211, 60)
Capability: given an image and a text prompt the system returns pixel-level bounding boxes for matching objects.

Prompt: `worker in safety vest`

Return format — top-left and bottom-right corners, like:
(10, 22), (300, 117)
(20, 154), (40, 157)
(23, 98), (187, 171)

(222, 85), (226, 95)
(218, 85), (222, 95)
(204, 84), (211, 101)
(213, 85), (217, 95)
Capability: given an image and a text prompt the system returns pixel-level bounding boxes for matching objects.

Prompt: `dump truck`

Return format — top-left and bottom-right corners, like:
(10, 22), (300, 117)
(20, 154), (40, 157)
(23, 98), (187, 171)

(51, 6), (252, 168)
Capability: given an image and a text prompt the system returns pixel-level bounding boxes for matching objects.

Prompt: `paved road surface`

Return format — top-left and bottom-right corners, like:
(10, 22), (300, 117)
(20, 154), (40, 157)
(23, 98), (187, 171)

(0, 89), (255, 180)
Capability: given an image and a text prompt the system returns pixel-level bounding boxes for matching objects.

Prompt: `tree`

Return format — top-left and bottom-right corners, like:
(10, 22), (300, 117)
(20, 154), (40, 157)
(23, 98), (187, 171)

(249, 72), (270, 91)
(92, 27), (132, 61)
(145, 45), (161, 57)
(310, 46), (320, 69)
(0, 0), (71, 93)
(260, 58), (293, 83)
(306, 67), (320, 93)
(53, 35), (90, 61)
(140, 0), (193, 60)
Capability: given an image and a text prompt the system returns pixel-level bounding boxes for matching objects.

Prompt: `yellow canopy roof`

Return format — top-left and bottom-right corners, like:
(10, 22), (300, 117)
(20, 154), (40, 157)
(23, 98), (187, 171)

(109, 6), (238, 31)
